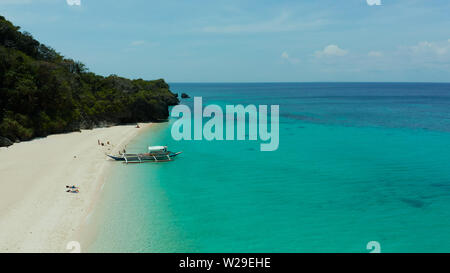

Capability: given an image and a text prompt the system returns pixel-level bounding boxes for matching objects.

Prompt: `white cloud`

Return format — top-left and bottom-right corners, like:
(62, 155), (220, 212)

(409, 40), (450, 56)
(315, 45), (348, 57)
(66, 0), (81, 6)
(366, 0), (381, 6)
(281, 51), (300, 64)
(388, 39), (450, 70)
(368, 51), (383, 57)
(201, 12), (326, 34)
(125, 41), (159, 52)
(131, 40), (146, 46)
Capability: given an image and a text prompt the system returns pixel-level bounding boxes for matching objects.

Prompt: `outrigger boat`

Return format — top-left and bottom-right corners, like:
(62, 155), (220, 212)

(107, 146), (182, 164)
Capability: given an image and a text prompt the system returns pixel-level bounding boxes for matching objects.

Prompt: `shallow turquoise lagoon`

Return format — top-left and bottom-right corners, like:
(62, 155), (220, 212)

(89, 83), (450, 253)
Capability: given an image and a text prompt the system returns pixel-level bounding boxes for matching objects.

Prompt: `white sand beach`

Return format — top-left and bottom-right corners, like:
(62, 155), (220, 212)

(0, 123), (151, 253)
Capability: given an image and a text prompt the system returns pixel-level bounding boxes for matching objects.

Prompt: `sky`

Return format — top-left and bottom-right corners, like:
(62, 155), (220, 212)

(0, 0), (449, 82)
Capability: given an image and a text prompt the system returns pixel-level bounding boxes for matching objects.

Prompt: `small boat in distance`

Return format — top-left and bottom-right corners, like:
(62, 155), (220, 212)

(107, 146), (182, 164)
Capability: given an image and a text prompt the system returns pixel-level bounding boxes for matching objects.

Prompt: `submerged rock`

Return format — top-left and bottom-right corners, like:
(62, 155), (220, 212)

(0, 137), (13, 147)
(400, 198), (426, 208)
(181, 93), (190, 99)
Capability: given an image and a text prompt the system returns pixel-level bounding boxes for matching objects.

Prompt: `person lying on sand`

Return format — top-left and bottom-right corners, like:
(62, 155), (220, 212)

(66, 185), (79, 189)
(66, 189), (79, 194)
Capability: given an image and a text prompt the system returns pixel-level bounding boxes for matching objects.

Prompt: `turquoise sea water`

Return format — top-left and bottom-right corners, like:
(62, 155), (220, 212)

(89, 83), (450, 253)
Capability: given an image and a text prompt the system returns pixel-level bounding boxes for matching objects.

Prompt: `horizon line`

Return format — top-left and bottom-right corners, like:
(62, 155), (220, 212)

(168, 81), (450, 84)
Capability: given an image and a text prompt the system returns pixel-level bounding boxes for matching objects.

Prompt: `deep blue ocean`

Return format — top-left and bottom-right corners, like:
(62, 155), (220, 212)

(88, 83), (450, 253)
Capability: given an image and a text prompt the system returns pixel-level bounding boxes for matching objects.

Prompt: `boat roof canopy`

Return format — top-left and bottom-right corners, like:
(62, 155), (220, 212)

(148, 146), (167, 152)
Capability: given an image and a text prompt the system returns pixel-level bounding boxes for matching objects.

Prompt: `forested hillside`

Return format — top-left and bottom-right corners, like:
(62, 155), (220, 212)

(0, 15), (178, 146)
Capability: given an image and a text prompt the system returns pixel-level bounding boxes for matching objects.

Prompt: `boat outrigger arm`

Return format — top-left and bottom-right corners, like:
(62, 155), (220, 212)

(107, 146), (182, 164)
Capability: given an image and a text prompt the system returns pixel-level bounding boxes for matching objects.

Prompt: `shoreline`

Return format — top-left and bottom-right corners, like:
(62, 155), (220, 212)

(0, 123), (153, 253)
